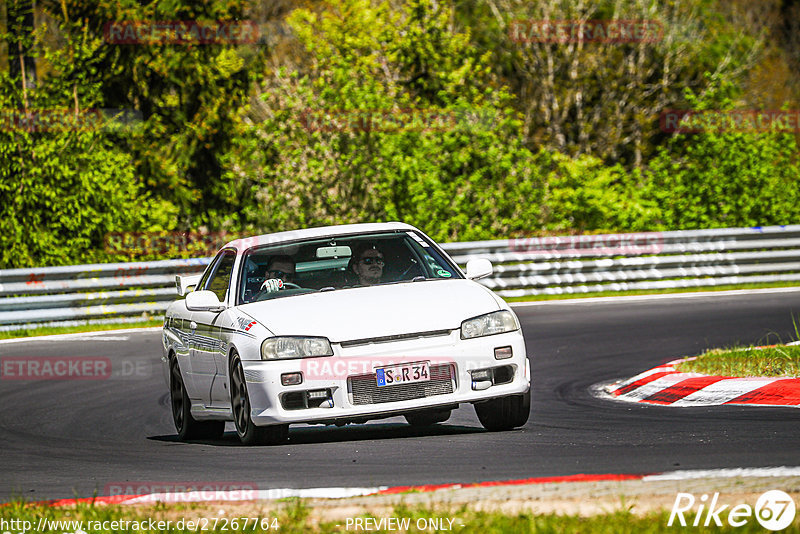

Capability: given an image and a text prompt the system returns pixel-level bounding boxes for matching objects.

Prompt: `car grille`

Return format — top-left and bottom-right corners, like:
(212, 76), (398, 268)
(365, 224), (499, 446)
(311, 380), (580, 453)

(348, 364), (455, 406)
(339, 329), (452, 348)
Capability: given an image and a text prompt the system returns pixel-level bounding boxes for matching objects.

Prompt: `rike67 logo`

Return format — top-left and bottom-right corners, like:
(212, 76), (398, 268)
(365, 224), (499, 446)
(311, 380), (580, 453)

(669, 490), (796, 530)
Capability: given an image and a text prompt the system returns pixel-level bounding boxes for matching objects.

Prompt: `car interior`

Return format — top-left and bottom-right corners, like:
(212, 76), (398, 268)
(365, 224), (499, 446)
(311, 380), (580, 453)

(238, 232), (458, 304)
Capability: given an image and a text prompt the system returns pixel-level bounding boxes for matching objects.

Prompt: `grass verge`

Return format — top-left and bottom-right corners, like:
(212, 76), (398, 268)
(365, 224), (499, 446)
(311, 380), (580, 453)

(0, 319), (163, 340)
(675, 344), (800, 377)
(503, 281), (800, 302)
(1, 499), (794, 533)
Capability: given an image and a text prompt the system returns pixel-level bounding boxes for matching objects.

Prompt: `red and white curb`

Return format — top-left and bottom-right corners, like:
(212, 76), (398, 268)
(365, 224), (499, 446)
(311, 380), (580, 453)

(604, 343), (800, 407)
(37, 467), (800, 507)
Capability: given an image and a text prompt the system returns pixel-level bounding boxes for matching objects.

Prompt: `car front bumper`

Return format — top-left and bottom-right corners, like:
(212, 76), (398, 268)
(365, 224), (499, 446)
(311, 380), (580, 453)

(241, 330), (530, 426)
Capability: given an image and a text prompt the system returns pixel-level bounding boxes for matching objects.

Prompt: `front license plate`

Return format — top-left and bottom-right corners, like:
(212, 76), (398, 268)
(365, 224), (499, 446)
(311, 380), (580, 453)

(376, 362), (430, 387)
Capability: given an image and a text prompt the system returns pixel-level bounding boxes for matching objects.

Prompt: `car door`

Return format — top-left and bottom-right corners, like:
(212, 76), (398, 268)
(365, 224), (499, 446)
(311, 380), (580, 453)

(190, 249), (236, 406)
(207, 255), (240, 408)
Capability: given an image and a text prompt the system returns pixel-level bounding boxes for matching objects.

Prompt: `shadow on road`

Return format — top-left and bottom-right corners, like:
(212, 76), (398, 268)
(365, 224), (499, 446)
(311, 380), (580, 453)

(147, 422), (488, 447)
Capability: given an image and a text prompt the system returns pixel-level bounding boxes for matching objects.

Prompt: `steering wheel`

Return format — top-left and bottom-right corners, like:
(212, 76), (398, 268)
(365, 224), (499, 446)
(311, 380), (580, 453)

(397, 259), (420, 280)
(253, 281), (302, 301)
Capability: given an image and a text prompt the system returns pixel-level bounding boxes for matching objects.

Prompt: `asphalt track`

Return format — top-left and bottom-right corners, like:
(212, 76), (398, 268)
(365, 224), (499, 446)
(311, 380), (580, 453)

(1, 290), (799, 502)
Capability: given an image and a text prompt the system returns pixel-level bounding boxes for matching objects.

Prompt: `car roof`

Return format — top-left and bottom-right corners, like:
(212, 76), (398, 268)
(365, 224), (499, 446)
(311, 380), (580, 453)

(221, 222), (421, 253)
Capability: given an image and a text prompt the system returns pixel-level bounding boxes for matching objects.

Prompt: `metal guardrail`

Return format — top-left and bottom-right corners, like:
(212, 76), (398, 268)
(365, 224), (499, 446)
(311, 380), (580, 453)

(0, 259), (210, 330)
(1, 225), (799, 330)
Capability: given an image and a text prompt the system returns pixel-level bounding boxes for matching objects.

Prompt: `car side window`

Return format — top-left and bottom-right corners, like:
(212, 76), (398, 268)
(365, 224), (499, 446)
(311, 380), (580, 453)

(204, 251), (236, 302)
(197, 251), (224, 291)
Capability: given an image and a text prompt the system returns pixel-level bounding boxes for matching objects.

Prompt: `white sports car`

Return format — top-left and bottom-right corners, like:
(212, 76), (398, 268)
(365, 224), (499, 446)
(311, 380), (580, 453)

(162, 222), (530, 445)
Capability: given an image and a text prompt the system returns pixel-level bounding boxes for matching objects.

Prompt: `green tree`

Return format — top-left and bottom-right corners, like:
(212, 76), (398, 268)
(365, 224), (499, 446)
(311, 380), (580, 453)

(538, 151), (658, 233)
(224, 0), (548, 241)
(0, 1), (170, 268)
(645, 83), (800, 229)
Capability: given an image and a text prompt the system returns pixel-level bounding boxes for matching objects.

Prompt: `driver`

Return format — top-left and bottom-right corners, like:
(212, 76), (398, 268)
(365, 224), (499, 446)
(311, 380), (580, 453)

(260, 255), (296, 293)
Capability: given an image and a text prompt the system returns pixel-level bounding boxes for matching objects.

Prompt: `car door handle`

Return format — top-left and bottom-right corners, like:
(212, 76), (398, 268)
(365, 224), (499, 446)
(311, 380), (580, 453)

(190, 321), (197, 330)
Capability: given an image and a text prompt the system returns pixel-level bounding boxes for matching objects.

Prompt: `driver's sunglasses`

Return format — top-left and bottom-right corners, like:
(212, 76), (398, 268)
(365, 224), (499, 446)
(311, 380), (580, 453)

(360, 257), (384, 266)
(268, 269), (294, 280)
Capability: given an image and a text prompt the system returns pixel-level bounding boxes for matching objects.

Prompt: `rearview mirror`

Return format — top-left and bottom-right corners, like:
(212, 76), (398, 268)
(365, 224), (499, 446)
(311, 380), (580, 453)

(465, 258), (493, 280)
(185, 290), (226, 312)
(317, 245), (352, 258)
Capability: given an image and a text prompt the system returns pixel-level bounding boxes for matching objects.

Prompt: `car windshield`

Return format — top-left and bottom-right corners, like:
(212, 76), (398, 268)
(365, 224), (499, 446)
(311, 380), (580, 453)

(237, 231), (462, 304)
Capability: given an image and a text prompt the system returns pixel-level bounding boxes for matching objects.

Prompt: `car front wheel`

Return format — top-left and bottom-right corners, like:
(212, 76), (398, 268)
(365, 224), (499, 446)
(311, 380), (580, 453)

(474, 390), (530, 431)
(169, 356), (224, 440)
(230, 352), (288, 446)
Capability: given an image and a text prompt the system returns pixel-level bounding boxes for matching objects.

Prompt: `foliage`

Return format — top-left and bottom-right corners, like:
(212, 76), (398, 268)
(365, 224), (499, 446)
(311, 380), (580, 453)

(538, 151), (658, 233)
(457, 0), (766, 168)
(0, 2), (168, 268)
(225, 0), (547, 241)
(2, 0), (800, 268)
(61, 0), (269, 226)
(645, 81), (800, 229)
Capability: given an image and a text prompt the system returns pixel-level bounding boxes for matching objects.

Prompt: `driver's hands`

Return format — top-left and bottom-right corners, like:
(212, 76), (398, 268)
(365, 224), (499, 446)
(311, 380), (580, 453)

(260, 278), (284, 293)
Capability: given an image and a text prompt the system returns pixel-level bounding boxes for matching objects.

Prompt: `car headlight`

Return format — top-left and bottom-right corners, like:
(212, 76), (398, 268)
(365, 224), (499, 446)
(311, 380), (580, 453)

(460, 310), (519, 339)
(261, 336), (334, 360)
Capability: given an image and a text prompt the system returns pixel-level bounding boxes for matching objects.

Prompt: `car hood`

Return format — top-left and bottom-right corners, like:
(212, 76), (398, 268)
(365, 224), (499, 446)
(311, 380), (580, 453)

(238, 280), (500, 342)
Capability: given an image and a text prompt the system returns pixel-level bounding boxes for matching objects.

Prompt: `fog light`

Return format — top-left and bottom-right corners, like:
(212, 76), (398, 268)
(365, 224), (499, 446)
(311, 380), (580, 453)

(494, 346), (513, 360)
(471, 369), (492, 381)
(307, 388), (334, 409)
(471, 368), (493, 391)
(281, 372), (303, 386)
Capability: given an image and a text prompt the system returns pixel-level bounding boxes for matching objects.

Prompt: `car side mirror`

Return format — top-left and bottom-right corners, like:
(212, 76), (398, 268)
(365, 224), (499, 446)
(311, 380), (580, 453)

(185, 290), (226, 312)
(465, 258), (493, 280)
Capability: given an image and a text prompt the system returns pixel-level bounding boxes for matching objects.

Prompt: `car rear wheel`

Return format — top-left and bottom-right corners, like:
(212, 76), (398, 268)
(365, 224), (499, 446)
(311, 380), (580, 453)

(404, 409), (451, 427)
(169, 356), (224, 440)
(474, 390), (530, 431)
(230, 353), (288, 446)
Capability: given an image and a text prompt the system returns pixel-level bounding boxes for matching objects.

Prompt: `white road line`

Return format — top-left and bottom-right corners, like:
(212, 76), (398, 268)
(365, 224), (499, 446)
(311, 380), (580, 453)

(510, 286), (800, 307)
(121, 486), (389, 504)
(0, 327), (161, 344)
(644, 466), (800, 481)
(111, 469), (800, 505)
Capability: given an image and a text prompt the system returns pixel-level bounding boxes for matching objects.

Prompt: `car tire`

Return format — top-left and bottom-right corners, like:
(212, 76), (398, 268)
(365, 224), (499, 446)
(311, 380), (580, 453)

(230, 353), (288, 446)
(169, 356), (225, 440)
(474, 390), (531, 431)
(404, 409), (451, 427)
